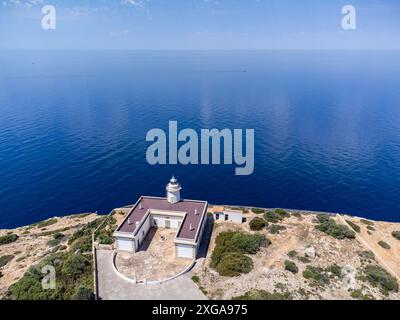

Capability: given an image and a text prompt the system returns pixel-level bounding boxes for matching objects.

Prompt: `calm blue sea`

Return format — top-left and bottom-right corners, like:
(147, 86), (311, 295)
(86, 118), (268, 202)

(0, 50), (400, 228)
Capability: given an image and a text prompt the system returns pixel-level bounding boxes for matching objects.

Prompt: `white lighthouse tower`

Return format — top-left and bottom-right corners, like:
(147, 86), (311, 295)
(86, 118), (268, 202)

(166, 176), (181, 204)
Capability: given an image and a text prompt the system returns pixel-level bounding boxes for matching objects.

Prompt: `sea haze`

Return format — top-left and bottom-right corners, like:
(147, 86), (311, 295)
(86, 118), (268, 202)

(0, 50), (399, 228)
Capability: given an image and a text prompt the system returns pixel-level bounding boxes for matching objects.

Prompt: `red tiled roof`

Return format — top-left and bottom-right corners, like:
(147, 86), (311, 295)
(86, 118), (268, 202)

(116, 197), (207, 242)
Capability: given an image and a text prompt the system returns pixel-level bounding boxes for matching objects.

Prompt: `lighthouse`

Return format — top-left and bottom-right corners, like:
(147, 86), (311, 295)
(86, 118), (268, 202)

(166, 176), (181, 204)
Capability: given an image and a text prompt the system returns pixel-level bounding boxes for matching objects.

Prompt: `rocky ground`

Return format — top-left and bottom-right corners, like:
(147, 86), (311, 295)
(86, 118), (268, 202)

(0, 213), (99, 299)
(193, 206), (400, 300)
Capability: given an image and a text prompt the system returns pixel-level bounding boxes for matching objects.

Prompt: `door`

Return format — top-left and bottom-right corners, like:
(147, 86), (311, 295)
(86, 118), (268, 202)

(176, 244), (194, 258)
(165, 219), (171, 229)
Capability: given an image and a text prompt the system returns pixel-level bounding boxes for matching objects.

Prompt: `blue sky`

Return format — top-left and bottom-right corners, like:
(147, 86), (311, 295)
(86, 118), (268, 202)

(0, 0), (399, 50)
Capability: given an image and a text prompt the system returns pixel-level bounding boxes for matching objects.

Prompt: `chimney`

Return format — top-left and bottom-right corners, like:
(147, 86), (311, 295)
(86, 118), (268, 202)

(190, 224), (194, 231)
(195, 209), (198, 215)
(139, 202), (142, 210)
(128, 218), (132, 225)
(136, 221), (140, 228)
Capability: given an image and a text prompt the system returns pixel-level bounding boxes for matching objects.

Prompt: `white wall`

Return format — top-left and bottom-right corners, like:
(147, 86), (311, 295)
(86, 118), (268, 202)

(135, 214), (152, 250)
(176, 243), (195, 259)
(116, 237), (134, 252)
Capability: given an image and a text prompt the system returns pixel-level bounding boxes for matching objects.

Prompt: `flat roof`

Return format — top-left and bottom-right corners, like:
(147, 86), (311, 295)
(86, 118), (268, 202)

(116, 196), (208, 242)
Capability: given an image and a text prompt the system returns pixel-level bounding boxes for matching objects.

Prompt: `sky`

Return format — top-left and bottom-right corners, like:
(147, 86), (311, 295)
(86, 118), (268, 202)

(0, 0), (399, 50)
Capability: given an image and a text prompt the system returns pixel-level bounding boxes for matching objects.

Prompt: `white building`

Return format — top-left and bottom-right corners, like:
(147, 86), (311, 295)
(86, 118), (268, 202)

(113, 177), (208, 259)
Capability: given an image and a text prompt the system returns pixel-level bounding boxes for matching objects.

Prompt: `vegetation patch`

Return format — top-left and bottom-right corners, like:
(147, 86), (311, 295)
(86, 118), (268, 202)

(210, 231), (269, 277)
(284, 260), (299, 274)
(315, 214), (355, 240)
(298, 256), (311, 264)
(268, 224), (286, 234)
(233, 289), (292, 300)
(363, 265), (398, 294)
(360, 219), (374, 226)
(0, 254), (15, 268)
(191, 275), (200, 283)
(327, 264), (342, 278)
(0, 234), (19, 245)
(345, 220), (361, 233)
(367, 225), (376, 231)
(264, 209), (290, 223)
(69, 217), (106, 253)
(302, 266), (330, 286)
(377, 241), (391, 250)
(31, 218), (58, 229)
(251, 208), (265, 214)
(249, 217), (267, 231)
(287, 250), (297, 258)
(392, 231), (400, 240)
(350, 289), (374, 300)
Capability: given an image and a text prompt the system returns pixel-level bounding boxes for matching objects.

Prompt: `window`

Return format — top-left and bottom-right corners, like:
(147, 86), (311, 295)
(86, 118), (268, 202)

(225, 214), (229, 221)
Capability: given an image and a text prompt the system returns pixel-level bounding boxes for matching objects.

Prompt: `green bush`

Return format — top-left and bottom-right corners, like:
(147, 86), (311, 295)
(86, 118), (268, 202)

(191, 275), (200, 283)
(284, 260), (298, 274)
(47, 239), (61, 247)
(327, 264), (342, 278)
(392, 231), (400, 240)
(263, 209), (289, 223)
(72, 285), (94, 300)
(367, 225), (376, 231)
(249, 217), (267, 231)
(350, 289), (374, 300)
(211, 231), (269, 276)
(287, 250), (297, 258)
(345, 220), (361, 233)
(251, 208), (265, 214)
(378, 241), (391, 250)
(364, 265), (398, 293)
(53, 232), (64, 240)
(231, 232), (269, 254)
(0, 254), (15, 267)
(269, 224), (286, 234)
(233, 289), (292, 300)
(32, 218), (58, 229)
(359, 250), (375, 260)
(298, 256), (311, 264)
(62, 254), (91, 280)
(315, 215), (355, 240)
(292, 212), (302, 218)
(0, 234), (19, 245)
(216, 252), (253, 277)
(302, 266), (330, 285)
(99, 234), (113, 245)
(360, 219), (374, 226)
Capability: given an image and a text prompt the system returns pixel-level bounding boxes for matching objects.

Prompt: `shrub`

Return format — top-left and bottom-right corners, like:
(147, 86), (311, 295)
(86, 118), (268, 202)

(249, 217), (267, 231)
(364, 265), (398, 293)
(53, 232), (64, 240)
(62, 254), (90, 280)
(0, 254), (15, 267)
(72, 285), (94, 300)
(315, 216), (355, 240)
(392, 231), (400, 240)
(287, 250), (297, 258)
(298, 256), (311, 264)
(233, 289), (292, 300)
(251, 208), (265, 214)
(284, 260), (298, 274)
(345, 220), (361, 233)
(360, 219), (374, 226)
(47, 239), (61, 247)
(269, 224), (286, 234)
(32, 218), (58, 229)
(231, 232), (269, 254)
(367, 225), (375, 231)
(264, 209), (289, 223)
(292, 212), (301, 218)
(350, 289), (374, 300)
(99, 234), (113, 245)
(302, 266), (330, 285)
(216, 252), (253, 277)
(327, 264), (342, 278)
(359, 250), (375, 260)
(378, 241), (391, 250)
(211, 231), (269, 276)
(0, 234), (19, 245)
(191, 275), (200, 283)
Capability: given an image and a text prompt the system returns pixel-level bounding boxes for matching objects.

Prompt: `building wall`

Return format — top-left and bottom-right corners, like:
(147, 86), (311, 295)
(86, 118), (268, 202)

(134, 214), (152, 251)
(116, 237), (134, 252)
(175, 243), (196, 259)
(152, 214), (183, 230)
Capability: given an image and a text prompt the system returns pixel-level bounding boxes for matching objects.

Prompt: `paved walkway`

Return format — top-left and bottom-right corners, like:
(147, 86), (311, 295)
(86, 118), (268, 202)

(96, 249), (207, 300)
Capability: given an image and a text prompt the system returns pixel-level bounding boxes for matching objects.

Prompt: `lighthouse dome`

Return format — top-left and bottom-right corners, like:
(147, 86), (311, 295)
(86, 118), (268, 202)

(166, 176), (181, 204)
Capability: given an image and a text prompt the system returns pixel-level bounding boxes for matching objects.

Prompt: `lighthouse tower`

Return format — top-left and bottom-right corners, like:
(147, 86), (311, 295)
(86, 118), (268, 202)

(166, 176), (182, 204)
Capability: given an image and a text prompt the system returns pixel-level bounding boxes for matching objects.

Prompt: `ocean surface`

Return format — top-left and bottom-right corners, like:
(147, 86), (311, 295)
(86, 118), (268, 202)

(0, 50), (400, 228)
